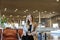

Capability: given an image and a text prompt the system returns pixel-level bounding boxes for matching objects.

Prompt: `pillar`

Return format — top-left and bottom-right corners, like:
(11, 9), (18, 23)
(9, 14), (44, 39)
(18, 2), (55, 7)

(20, 20), (21, 26)
(39, 12), (41, 24)
(50, 18), (52, 27)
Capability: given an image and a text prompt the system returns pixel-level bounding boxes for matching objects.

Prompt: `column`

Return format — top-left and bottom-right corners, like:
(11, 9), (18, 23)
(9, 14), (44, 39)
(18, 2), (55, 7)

(0, 10), (1, 16)
(0, 10), (1, 25)
(20, 20), (21, 26)
(50, 18), (52, 27)
(39, 12), (41, 24)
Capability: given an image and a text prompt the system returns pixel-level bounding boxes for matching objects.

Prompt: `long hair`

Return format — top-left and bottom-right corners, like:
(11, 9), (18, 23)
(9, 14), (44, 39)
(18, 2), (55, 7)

(26, 15), (34, 25)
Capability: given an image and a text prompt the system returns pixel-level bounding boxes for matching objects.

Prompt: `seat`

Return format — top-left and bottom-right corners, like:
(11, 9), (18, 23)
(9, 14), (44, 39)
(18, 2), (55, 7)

(0, 29), (2, 40)
(3, 28), (18, 40)
(3, 37), (18, 40)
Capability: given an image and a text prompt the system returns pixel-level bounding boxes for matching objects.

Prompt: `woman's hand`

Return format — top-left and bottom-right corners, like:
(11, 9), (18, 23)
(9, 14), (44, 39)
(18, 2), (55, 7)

(31, 31), (36, 35)
(28, 33), (32, 35)
(28, 31), (36, 36)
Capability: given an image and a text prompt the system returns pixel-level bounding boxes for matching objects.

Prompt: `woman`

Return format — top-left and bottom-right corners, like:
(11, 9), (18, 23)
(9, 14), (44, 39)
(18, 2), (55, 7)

(22, 14), (37, 40)
(26, 14), (34, 40)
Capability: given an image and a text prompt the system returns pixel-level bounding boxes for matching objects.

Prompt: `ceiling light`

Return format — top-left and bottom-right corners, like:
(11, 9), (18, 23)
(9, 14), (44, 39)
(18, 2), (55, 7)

(10, 15), (12, 17)
(33, 11), (35, 13)
(44, 11), (47, 12)
(4, 8), (7, 11)
(2, 15), (5, 17)
(26, 9), (28, 11)
(15, 9), (18, 12)
(23, 16), (26, 18)
(24, 11), (26, 13)
(52, 11), (55, 14)
(56, 0), (59, 2)
(35, 10), (38, 12)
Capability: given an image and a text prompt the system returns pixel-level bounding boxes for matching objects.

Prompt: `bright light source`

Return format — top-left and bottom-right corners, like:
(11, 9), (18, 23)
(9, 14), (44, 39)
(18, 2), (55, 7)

(53, 23), (59, 28)
(26, 9), (28, 11)
(14, 23), (19, 29)
(15, 9), (18, 12)
(23, 16), (26, 18)
(2, 15), (5, 17)
(10, 15), (12, 17)
(56, 0), (59, 2)
(44, 11), (47, 12)
(4, 8), (7, 11)
(52, 11), (55, 14)
(24, 11), (26, 13)
(22, 21), (25, 25)
(41, 25), (45, 28)
(35, 10), (38, 12)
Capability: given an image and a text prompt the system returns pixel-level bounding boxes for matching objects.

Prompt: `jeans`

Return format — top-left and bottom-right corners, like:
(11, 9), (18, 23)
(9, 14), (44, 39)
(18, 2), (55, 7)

(38, 33), (42, 40)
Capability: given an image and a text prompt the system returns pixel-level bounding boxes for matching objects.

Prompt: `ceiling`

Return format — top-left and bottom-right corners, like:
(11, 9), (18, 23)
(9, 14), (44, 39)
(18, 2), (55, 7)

(0, 0), (60, 19)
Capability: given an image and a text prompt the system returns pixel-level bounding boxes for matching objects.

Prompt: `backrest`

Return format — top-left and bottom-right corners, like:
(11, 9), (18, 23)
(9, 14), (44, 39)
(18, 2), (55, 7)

(0, 29), (2, 40)
(0, 29), (2, 34)
(3, 28), (17, 38)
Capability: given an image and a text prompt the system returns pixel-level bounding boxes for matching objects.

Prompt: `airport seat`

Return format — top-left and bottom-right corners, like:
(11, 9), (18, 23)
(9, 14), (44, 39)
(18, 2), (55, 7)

(3, 28), (18, 40)
(3, 37), (18, 40)
(0, 29), (2, 40)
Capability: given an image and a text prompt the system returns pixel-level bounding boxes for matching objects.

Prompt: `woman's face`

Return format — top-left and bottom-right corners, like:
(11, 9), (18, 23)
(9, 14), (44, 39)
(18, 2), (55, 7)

(27, 15), (32, 22)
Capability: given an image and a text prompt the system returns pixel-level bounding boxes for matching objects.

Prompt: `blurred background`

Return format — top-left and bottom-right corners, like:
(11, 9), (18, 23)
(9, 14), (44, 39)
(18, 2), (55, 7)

(0, 0), (60, 40)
